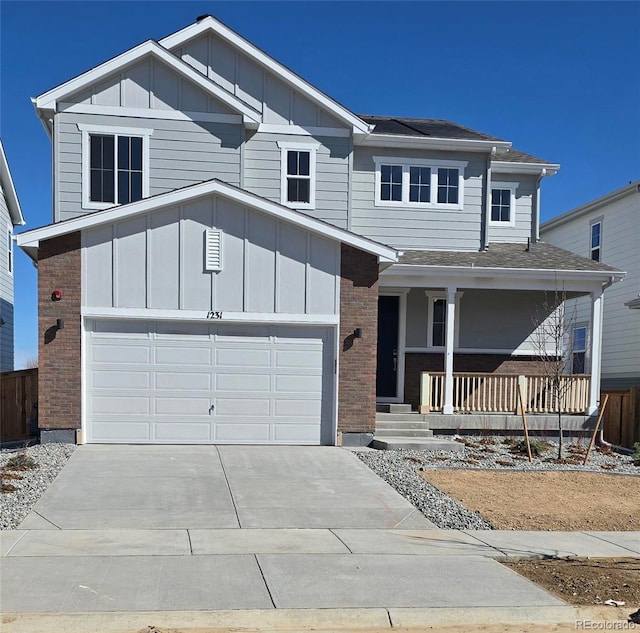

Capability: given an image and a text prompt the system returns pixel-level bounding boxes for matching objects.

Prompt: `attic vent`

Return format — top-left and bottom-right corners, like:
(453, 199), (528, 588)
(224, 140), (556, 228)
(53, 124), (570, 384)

(205, 229), (223, 271)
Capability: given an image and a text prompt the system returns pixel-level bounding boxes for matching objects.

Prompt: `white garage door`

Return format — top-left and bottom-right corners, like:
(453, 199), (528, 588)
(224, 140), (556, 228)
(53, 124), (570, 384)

(86, 320), (334, 444)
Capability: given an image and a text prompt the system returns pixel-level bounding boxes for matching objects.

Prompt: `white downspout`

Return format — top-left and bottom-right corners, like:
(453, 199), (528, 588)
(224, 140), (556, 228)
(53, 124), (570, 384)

(482, 147), (496, 251)
(532, 168), (546, 244)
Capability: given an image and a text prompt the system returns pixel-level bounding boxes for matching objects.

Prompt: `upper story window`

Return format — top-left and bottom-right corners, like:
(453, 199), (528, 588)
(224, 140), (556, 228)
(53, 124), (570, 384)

(590, 220), (602, 262)
(374, 157), (467, 209)
(78, 124), (153, 210)
(7, 229), (12, 274)
(572, 326), (587, 374)
(490, 183), (517, 226)
(277, 141), (319, 209)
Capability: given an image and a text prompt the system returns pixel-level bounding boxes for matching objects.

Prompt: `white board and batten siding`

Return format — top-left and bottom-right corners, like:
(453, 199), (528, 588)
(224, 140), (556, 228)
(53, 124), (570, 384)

(173, 32), (346, 129)
(55, 112), (242, 222)
(0, 187), (14, 371)
(351, 148), (486, 250)
(82, 193), (340, 445)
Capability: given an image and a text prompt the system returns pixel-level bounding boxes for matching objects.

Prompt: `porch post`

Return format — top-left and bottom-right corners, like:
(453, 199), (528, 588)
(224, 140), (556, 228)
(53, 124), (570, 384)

(443, 285), (457, 415)
(588, 288), (604, 415)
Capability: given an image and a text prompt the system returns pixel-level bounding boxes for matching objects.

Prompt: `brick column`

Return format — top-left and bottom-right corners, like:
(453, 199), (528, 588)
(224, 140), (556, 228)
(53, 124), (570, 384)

(338, 244), (379, 443)
(37, 232), (82, 441)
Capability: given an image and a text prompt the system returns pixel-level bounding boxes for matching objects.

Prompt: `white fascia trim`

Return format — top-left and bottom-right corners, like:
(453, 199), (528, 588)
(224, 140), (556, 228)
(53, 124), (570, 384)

(489, 182), (517, 227)
(258, 123), (350, 138)
(34, 40), (261, 124)
(541, 181), (640, 233)
(61, 102), (243, 125)
(359, 134), (512, 152)
(18, 179), (398, 262)
(0, 141), (25, 226)
(492, 161), (560, 176)
(82, 307), (339, 325)
(159, 17), (371, 134)
(384, 263), (625, 282)
(77, 123), (153, 210)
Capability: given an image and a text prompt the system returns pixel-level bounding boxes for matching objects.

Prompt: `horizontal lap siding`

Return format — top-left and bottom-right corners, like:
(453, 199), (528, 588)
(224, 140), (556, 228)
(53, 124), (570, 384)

(0, 200), (14, 371)
(243, 132), (350, 228)
(351, 148), (484, 250)
(488, 174), (535, 243)
(56, 113), (242, 221)
(542, 191), (640, 379)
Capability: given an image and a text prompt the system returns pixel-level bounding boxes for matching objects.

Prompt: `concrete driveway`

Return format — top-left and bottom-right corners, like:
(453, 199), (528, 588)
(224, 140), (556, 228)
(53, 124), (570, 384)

(0, 445), (573, 622)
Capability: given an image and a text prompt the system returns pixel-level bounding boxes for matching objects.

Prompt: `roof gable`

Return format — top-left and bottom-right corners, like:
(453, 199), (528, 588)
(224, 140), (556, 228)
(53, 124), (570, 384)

(0, 140), (25, 226)
(17, 179), (397, 263)
(34, 40), (261, 124)
(159, 16), (371, 134)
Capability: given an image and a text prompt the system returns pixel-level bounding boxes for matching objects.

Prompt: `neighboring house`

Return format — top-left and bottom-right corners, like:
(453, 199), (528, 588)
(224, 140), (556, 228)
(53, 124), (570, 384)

(0, 140), (26, 372)
(17, 15), (622, 445)
(541, 182), (640, 389)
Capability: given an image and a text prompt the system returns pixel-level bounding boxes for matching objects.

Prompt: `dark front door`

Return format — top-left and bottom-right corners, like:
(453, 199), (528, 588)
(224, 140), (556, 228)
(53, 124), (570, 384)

(376, 295), (399, 398)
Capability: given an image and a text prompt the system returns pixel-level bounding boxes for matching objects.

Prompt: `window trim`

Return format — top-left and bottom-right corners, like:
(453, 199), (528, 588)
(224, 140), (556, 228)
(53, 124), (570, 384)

(571, 324), (588, 374)
(489, 182), (517, 227)
(78, 123), (153, 210)
(425, 291), (463, 349)
(373, 157), (467, 210)
(590, 218), (603, 262)
(277, 140), (320, 210)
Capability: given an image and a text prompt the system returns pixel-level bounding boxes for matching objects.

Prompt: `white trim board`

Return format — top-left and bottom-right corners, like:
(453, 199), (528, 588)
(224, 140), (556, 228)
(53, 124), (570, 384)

(18, 178), (397, 263)
(0, 140), (25, 226)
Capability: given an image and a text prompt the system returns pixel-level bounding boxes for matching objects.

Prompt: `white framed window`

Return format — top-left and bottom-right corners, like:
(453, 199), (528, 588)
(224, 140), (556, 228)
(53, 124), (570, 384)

(490, 183), (517, 226)
(78, 123), (153, 210)
(373, 157), (467, 209)
(571, 325), (587, 374)
(277, 141), (319, 209)
(425, 291), (463, 348)
(7, 228), (13, 275)
(590, 220), (602, 262)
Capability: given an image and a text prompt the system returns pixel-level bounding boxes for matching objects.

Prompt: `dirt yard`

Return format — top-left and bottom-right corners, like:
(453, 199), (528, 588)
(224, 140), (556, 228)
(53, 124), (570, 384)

(420, 470), (640, 531)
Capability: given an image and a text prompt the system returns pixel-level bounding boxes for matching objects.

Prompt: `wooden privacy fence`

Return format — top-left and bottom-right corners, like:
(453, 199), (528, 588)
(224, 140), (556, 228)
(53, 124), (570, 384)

(0, 369), (38, 442)
(421, 372), (591, 414)
(601, 387), (640, 449)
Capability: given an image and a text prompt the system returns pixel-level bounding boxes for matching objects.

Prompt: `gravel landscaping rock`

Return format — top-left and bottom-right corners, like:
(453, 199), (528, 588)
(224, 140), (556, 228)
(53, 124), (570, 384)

(356, 436), (638, 530)
(1, 443), (76, 530)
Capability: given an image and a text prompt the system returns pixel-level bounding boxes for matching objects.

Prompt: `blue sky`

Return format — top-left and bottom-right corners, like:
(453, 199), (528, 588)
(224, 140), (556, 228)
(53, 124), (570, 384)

(2, 1), (639, 369)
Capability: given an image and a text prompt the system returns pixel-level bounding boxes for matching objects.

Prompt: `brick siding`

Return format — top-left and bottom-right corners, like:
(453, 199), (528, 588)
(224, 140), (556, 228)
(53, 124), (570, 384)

(404, 353), (547, 410)
(338, 244), (379, 434)
(37, 232), (82, 431)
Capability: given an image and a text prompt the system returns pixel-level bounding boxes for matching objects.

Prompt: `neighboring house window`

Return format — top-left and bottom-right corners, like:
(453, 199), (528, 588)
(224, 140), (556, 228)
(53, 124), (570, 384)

(277, 141), (319, 209)
(590, 221), (602, 262)
(7, 229), (12, 274)
(78, 124), (152, 210)
(572, 326), (587, 374)
(374, 158), (467, 208)
(490, 183), (517, 225)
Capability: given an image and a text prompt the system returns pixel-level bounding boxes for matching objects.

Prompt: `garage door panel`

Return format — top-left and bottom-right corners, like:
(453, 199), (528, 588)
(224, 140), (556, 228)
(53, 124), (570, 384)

(155, 372), (211, 390)
(155, 346), (212, 366)
(92, 370), (151, 390)
(91, 421), (151, 441)
(92, 396), (150, 414)
(215, 373), (271, 391)
(92, 344), (151, 364)
(87, 320), (333, 444)
(154, 422), (211, 441)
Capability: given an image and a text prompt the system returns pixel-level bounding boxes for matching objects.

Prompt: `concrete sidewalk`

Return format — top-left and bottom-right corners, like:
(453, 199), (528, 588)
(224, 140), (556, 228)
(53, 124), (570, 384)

(1, 446), (638, 627)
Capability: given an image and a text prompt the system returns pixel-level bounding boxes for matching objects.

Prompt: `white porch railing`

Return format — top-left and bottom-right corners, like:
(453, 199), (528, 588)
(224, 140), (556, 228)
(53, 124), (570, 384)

(421, 372), (591, 414)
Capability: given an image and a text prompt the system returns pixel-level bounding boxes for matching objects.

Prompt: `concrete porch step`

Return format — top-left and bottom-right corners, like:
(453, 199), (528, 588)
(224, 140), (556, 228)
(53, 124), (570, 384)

(375, 420), (431, 430)
(370, 437), (464, 452)
(374, 428), (434, 439)
(376, 404), (413, 414)
(375, 412), (428, 422)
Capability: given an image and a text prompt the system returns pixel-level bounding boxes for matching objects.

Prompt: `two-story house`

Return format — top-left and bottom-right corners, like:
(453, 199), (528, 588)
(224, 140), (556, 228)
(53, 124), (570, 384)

(17, 15), (622, 445)
(541, 182), (640, 389)
(1, 140), (25, 372)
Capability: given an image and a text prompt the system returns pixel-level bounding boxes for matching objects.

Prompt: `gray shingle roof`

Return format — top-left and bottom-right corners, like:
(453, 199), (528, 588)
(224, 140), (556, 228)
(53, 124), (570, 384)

(398, 242), (621, 273)
(359, 115), (505, 142)
(495, 148), (552, 165)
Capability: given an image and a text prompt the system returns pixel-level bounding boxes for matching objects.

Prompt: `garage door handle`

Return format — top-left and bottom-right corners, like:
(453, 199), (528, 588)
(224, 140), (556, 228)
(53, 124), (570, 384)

(209, 404), (215, 414)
